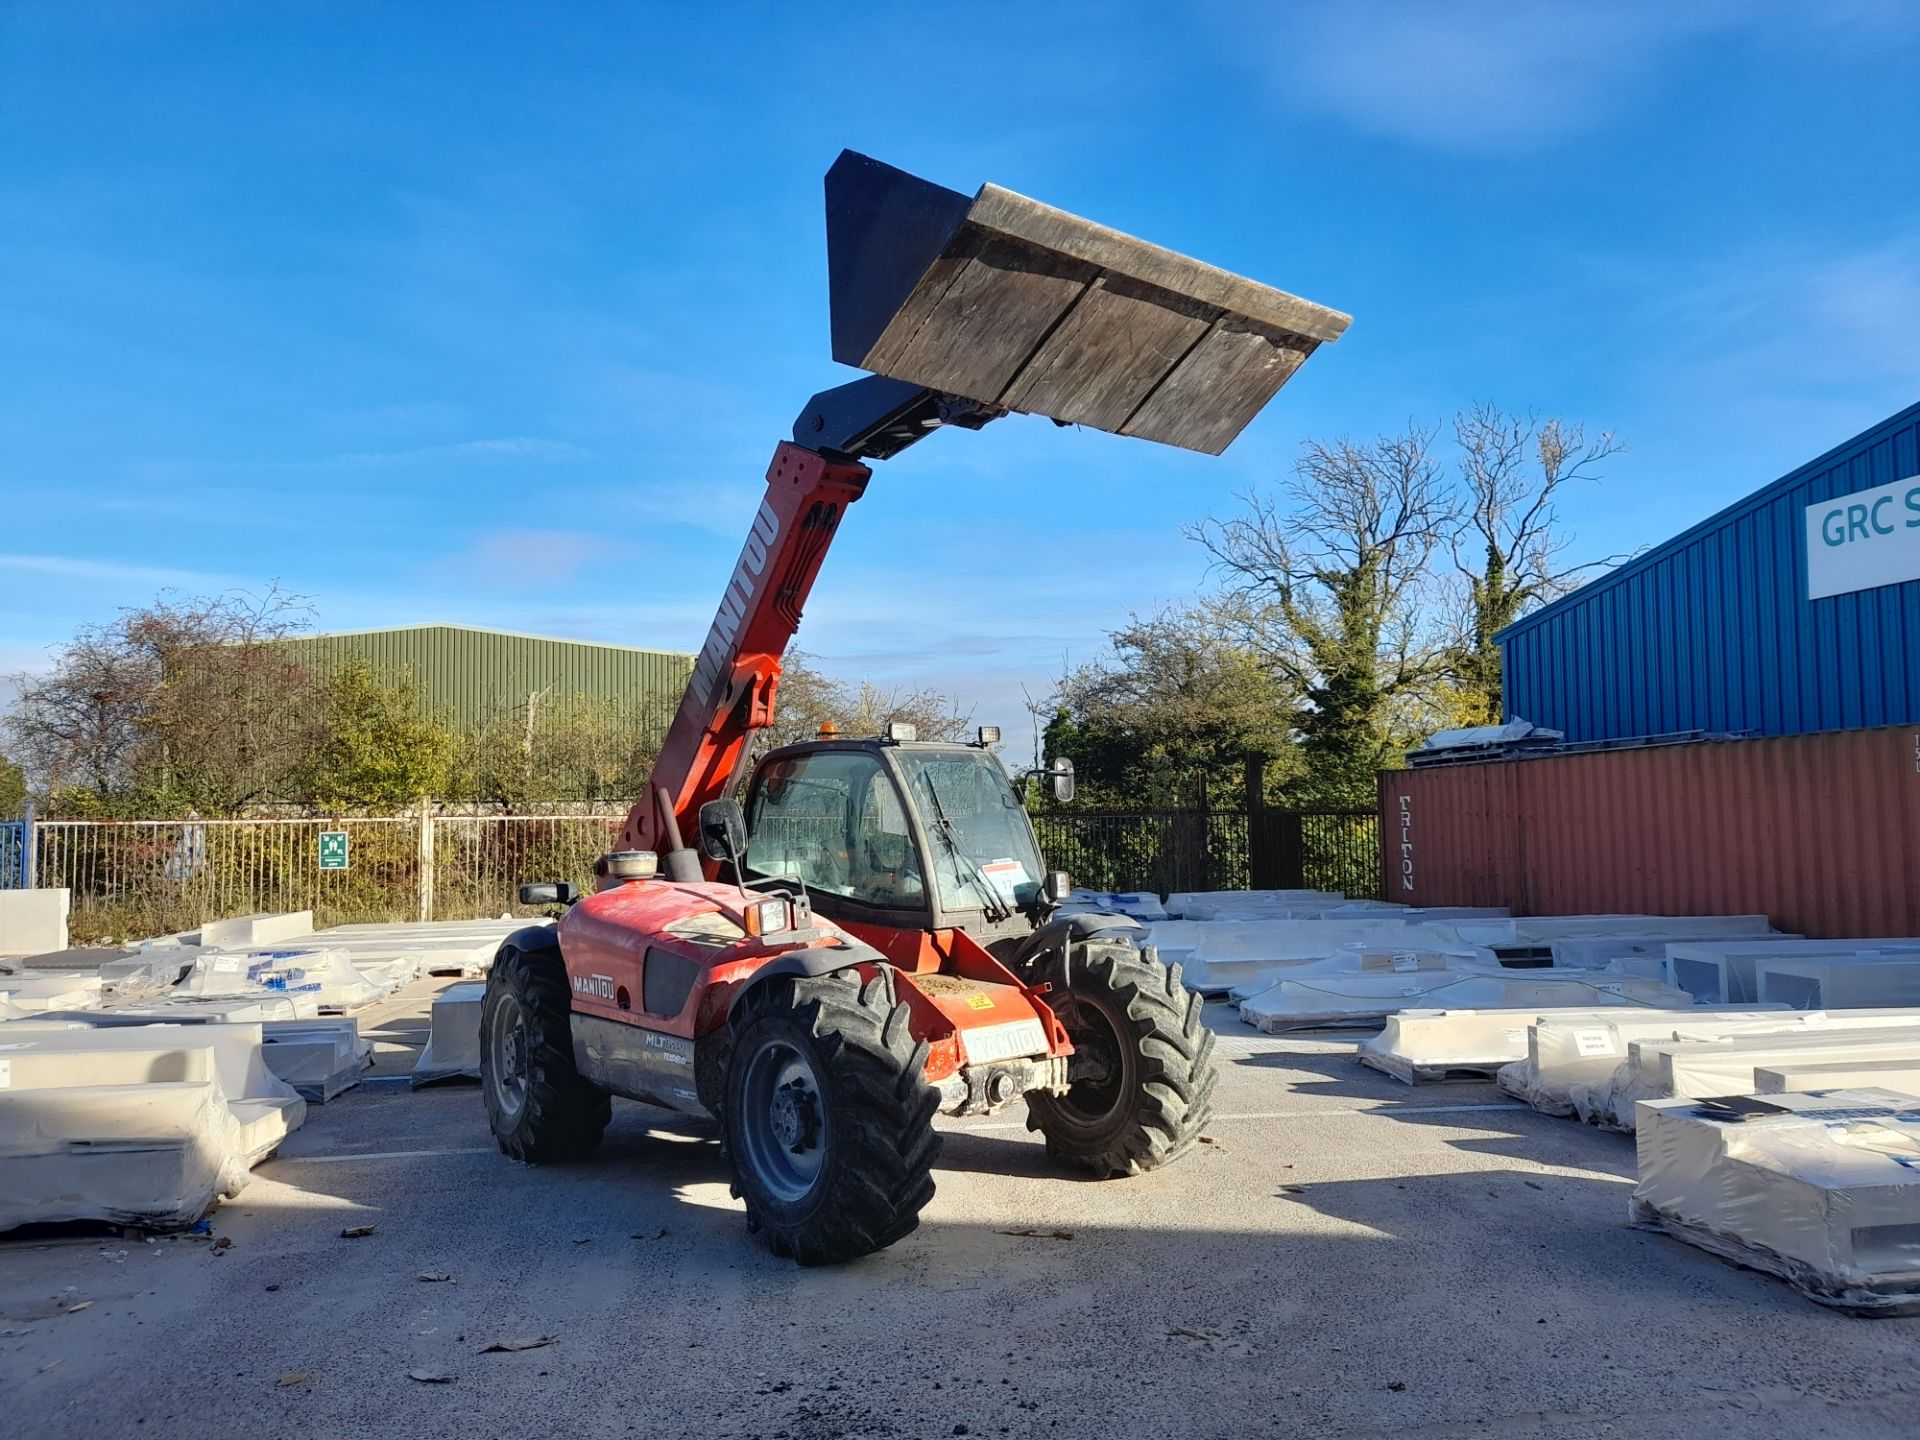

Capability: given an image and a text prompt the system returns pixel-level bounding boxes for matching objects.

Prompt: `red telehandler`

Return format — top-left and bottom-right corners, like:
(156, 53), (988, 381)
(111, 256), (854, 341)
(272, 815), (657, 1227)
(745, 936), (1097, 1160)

(481, 152), (1349, 1262)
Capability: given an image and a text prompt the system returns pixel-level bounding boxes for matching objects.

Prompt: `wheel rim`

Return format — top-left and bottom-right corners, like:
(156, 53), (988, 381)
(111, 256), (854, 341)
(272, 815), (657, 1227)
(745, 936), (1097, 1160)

(488, 991), (530, 1118)
(1057, 996), (1131, 1131)
(738, 1035), (829, 1205)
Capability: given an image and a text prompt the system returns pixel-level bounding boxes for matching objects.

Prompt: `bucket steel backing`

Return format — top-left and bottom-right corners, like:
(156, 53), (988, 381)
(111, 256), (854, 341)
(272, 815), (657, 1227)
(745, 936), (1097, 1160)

(825, 151), (1350, 456)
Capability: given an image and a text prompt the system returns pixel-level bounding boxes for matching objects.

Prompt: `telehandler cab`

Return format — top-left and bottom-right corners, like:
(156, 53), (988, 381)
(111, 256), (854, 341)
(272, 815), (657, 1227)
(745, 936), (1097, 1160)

(482, 151), (1349, 1262)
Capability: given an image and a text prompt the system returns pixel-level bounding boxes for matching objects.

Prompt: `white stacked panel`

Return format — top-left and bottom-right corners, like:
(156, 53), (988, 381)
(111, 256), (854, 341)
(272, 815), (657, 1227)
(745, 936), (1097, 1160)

(0, 1020), (306, 1231)
(1576, 1025), (1920, 1131)
(1058, 891), (1167, 921)
(197, 911), (315, 948)
(0, 889), (71, 957)
(412, 982), (486, 1086)
(1482, 914), (1776, 946)
(1238, 968), (1692, 1033)
(179, 946), (390, 1012)
(1360, 1003), (1784, 1085)
(1175, 920), (1500, 993)
(0, 970), (104, 1013)
(1166, 890), (1343, 920)
(1757, 1058), (1920, 1098)
(1758, 957), (1920, 1011)
(0, 1082), (231, 1231)
(1630, 1088), (1920, 1315)
(1666, 939), (1920, 1005)
(261, 1018), (373, 1101)
(1492, 1010), (1920, 1116)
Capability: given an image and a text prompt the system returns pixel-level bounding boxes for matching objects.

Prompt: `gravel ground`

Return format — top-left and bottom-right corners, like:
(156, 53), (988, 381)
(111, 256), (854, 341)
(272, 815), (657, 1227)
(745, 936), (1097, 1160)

(4, 987), (1918, 1439)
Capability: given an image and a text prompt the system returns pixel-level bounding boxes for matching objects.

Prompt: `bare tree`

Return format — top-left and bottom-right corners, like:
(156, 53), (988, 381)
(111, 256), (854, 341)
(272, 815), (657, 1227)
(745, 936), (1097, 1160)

(1191, 426), (1457, 803)
(756, 651), (972, 757)
(7, 587), (320, 813)
(1449, 404), (1624, 723)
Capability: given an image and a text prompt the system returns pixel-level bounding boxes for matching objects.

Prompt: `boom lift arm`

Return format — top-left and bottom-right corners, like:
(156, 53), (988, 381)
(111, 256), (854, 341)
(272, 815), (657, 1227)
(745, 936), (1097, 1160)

(618, 149), (1350, 874)
(616, 377), (996, 870)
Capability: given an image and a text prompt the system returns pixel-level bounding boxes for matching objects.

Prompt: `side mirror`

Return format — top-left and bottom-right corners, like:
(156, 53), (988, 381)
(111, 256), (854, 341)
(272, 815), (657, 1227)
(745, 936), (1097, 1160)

(1047, 755), (1075, 803)
(519, 881), (580, 907)
(698, 798), (749, 863)
(1042, 870), (1071, 904)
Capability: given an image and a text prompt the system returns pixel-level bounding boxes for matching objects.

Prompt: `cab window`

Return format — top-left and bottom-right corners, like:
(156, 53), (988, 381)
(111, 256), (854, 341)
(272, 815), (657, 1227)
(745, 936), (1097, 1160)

(742, 751), (926, 908)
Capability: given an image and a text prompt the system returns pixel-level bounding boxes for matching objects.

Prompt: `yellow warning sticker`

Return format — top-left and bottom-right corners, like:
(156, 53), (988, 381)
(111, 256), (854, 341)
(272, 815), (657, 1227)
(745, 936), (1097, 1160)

(966, 993), (994, 1011)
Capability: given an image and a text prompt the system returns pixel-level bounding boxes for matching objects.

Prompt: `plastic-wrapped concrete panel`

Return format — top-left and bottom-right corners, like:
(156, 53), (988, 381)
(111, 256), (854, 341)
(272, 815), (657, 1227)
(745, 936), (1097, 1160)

(98, 947), (200, 997)
(1578, 1026), (1920, 1131)
(1499, 1010), (1920, 1116)
(1667, 939), (1920, 1005)
(1360, 1004), (1785, 1086)
(0, 1081), (231, 1232)
(1551, 933), (1803, 974)
(1759, 958), (1920, 1010)
(412, 982), (486, 1086)
(1757, 1059), (1920, 1097)
(1630, 1089), (1920, 1315)
(0, 1020), (304, 1166)
(1451, 915), (1775, 949)
(0, 971), (104, 1013)
(262, 1018), (372, 1101)
(1166, 890), (1342, 920)
(0, 889), (71, 957)
(1177, 920), (1500, 993)
(1059, 891), (1167, 921)
(1222, 945), (1498, 1001)
(96, 993), (321, 1023)
(181, 947), (389, 1012)
(1238, 969), (1693, 1033)
(196, 911), (314, 948)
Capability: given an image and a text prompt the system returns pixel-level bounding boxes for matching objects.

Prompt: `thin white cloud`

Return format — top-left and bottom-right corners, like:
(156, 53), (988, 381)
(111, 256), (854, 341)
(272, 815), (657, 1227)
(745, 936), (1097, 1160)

(454, 531), (613, 587)
(327, 437), (591, 468)
(0, 553), (230, 589)
(1242, 2), (1913, 154)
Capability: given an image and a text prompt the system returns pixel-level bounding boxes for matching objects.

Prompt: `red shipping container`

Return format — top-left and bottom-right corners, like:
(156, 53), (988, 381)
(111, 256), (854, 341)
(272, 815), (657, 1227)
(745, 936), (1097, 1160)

(1378, 726), (1920, 938)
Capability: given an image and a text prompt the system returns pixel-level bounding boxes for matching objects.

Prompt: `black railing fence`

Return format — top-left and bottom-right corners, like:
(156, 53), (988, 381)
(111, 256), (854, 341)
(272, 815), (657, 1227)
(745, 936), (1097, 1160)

(1030, 810), (1381, 900)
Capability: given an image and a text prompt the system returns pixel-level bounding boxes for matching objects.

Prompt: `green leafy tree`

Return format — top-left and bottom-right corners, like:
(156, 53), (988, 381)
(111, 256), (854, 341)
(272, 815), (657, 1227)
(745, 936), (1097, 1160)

(0, 753), (25, 818)
(298, 662), (458, 809)
(1045, 610), (1296, 810)
(457, 691), (666, 807)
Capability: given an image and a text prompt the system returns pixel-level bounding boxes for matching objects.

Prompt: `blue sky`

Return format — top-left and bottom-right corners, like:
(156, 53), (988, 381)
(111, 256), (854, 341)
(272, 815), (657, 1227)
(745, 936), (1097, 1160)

(5, 2), (1920, 756)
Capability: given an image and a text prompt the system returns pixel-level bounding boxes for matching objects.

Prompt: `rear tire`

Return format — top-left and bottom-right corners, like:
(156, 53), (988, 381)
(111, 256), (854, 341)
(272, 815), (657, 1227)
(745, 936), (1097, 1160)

(1025, 942), (1217, 1176)
(481, 944), (611, 1162)
(724, 968), (940, 1265)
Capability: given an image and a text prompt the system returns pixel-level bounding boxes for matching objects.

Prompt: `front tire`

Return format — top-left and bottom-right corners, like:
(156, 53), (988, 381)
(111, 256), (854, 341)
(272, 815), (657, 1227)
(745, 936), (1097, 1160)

(724, 968), (940, 1265)
(480, 944), (611, 1162)
(1025, 942), (1217, 1176)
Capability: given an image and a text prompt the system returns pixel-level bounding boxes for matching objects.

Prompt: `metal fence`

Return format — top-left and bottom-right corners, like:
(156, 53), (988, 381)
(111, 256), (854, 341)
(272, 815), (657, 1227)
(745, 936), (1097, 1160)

(30, 813), (625, 945)
(14, 804), (1381, 945)
(0, 820), (26, 889)
(1032, 810), (1381, 900)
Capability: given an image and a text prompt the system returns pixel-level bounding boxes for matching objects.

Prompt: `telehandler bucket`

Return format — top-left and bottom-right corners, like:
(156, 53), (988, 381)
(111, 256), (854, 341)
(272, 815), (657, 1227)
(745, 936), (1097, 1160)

(825, 151), (1350, 456)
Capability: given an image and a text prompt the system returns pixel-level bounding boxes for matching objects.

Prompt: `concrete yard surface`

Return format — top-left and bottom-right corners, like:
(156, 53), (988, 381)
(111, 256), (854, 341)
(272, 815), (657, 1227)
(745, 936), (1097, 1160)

(3, 997), (1918, 1440)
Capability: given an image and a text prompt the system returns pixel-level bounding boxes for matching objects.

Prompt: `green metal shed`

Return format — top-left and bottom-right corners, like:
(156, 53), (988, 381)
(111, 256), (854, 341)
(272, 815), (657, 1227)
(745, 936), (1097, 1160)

(280, 624), (692, 736)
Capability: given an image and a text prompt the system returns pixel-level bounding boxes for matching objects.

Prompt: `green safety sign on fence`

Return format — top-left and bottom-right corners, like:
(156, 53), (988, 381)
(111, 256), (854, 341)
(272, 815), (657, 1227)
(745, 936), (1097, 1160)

(318, 830), (350, 872)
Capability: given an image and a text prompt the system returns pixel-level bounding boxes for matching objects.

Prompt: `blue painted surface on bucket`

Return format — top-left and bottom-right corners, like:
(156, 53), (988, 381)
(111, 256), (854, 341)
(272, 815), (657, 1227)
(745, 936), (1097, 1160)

(1500, 399), (1920, 743)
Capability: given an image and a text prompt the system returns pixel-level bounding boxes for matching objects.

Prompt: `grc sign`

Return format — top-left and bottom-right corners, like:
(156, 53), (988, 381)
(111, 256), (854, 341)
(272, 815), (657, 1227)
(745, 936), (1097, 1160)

(1805, 475), (1920, 600)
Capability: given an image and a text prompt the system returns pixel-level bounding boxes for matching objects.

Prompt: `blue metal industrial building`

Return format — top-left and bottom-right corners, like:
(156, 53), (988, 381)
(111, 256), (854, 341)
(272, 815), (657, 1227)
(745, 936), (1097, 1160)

(1499, 399), (1920, 743)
